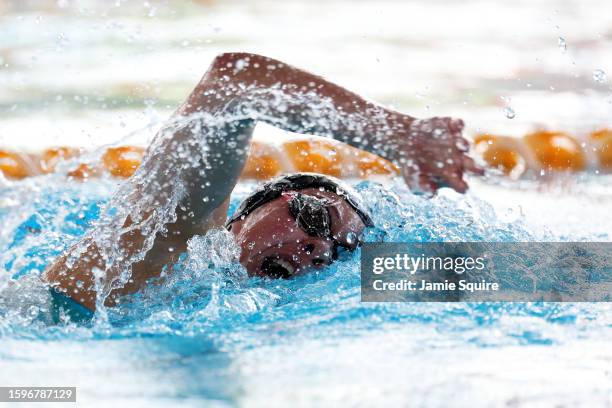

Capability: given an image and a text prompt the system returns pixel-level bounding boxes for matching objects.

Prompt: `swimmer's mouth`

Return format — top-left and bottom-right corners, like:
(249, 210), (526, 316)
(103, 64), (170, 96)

(260, 256), (297, 279)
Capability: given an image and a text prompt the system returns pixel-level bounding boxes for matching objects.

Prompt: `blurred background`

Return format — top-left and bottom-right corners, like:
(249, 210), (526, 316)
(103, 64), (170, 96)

(1, 0), (611, 150)
(1, 4), (612, 406)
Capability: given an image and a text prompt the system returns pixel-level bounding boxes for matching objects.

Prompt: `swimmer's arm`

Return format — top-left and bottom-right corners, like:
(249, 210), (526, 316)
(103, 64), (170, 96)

(185, 52), (482, 193)
(125, 51), (480, 235)
(42, 52), (481, 314)
(42, 196), (231, 312)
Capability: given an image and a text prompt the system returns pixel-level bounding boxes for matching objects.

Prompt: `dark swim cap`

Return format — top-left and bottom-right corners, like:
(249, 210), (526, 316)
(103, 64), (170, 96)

(225, 173), (374, 229)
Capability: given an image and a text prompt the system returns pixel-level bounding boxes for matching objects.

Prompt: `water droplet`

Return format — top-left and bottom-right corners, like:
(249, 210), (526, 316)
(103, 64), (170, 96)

(503, 106), (516, 119)
(345, 232), (357, 246)
(558, 37), (567, 53)
(234, 59), (247, 72)
(593, 69), (607, 83)
(27, 305), (40, 317)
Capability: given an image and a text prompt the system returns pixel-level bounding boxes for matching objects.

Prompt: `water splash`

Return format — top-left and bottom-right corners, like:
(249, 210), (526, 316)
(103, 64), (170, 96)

(557, 36), (567, 53)
(503, 106), (516, 119)
(593, 69), (607, 84)
(0, 89), (609, 352)
(1, 169), (592, 342)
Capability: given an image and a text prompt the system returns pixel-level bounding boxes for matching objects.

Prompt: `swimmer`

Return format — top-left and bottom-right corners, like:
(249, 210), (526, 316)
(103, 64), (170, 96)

(42, 52), (482, 320)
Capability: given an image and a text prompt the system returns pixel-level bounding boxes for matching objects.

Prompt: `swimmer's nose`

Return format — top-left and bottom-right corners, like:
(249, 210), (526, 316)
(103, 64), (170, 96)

(302, 241), (334, 269)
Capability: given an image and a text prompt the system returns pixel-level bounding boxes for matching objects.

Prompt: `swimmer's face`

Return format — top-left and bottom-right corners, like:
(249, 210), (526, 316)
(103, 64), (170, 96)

(228, 188), (367, 278)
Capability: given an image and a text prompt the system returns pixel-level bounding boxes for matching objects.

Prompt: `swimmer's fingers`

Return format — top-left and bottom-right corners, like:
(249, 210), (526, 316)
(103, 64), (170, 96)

(462, 155), (485, 176)
(418, 173), (439, 195)
(455, 137), (470, 153)
(398, 116), (479, 195)
(400, 166), (438, 195)
(403, 166), (467, 195)
(443, 156), (482, 193)
(441, 155), (483, 194)
(448, 117), (465, 134)
(443, 171), (468, 194)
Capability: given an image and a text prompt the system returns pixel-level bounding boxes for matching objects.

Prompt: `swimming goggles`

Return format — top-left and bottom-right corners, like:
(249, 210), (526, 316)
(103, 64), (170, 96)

(225, 173), (374, 229)
(284, 191), (361, 257)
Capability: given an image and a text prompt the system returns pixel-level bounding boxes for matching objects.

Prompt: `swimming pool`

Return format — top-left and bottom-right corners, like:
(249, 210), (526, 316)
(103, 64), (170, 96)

(1, 170), (611, 407)
(2, 0), (612, 405)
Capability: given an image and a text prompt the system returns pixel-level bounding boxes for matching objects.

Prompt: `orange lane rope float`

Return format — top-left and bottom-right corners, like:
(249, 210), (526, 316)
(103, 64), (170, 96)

(2, 130), (611, 182)
(40, 147), (83, 174)
(590, 128), (612, 171)
(0, 151), (41, 179)
(240, 139), (400, 179)
(0, 138), (398, 182)
(474, 129), (611, 178)
(101, 146), (146, 178)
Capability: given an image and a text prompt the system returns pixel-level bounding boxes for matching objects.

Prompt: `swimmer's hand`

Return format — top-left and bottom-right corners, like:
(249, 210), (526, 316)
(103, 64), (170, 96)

(389, 116), (484, 194)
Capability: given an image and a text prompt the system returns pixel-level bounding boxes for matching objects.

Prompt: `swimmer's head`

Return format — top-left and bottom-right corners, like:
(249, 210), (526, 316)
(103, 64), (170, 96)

(226, 173), (373, 278)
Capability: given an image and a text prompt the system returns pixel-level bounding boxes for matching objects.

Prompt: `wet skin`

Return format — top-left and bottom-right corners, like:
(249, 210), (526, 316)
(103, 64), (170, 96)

(228, 188), (366, 278)
(44, 52), (482, 312)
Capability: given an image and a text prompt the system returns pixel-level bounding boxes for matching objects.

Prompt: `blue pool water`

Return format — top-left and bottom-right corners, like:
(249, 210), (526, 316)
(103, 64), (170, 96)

(0, 173), (611, 407)
(2, 0), (612, 405)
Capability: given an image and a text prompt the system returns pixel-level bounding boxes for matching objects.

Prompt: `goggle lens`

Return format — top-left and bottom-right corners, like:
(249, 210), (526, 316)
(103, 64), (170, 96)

(286, 193), (362, 253)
